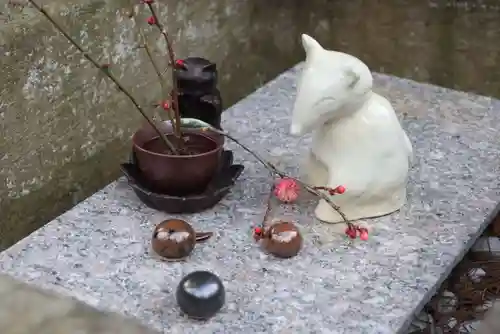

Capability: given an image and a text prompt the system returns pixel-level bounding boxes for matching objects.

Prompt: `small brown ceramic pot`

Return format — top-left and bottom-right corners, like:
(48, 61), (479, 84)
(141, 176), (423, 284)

(132, 121), (224, 195)
(151, 219), (212, 260)
(254, 221), (303, 259)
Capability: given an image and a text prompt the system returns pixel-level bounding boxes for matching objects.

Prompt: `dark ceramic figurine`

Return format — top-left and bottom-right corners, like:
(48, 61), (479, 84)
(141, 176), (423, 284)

(151, 219), (212, 260)
(174, 57), (223, 129)
(253, 221), (303, 259)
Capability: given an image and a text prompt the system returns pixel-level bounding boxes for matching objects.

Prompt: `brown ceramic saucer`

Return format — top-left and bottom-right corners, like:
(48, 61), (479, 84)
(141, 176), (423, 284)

(120, 150), (244, 214)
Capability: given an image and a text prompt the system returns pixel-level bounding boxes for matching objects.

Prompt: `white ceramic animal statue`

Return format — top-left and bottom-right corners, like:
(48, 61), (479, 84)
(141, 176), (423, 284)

(290, 34), (413, 229)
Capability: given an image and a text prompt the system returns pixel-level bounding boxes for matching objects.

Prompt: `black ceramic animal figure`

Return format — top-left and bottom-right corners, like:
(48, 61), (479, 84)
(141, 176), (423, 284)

(173, 57), (223, 129)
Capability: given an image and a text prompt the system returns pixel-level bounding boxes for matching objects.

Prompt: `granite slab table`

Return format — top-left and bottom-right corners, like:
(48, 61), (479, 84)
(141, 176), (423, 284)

(1, 64), (500, 334)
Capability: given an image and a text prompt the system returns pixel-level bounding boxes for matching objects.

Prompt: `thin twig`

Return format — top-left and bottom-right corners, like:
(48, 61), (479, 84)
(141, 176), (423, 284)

(145, 2), (181, 138)
(27, 0), (178, 154)
(139, 31), (165, 94)
(204, 127), (350, 224)
(137, 28), (176, 126)
(261, 185), (275, 229)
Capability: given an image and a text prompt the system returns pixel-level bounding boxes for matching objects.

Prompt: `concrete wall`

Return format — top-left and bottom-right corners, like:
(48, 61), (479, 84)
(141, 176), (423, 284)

(2, 0), (500, 250)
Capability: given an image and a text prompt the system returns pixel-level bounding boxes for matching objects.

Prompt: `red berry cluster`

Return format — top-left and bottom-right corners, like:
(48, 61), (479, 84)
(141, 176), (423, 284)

(147, 16), (156, 25)
(333, 185), (346, 194)
(253, 227), (264, 241)
(314, 185), (346, 195)
(345, 225), (369, 240)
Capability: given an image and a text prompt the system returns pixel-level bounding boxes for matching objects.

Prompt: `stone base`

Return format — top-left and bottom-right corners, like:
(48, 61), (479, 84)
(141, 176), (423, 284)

(0, 274), (159, 334)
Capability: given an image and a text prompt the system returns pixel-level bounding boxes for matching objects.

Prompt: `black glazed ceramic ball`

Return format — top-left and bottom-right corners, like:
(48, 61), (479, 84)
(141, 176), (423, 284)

(176, 270), (225, 320)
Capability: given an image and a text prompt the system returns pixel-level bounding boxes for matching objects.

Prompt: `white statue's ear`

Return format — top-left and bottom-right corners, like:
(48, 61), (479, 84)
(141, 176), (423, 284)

(345, 69), (361, 89)
(301, 34), (323, 56)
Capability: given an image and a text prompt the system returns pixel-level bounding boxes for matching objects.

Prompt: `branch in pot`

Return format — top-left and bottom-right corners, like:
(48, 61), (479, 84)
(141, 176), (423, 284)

(203, 124), (369, 239)
(198, 125), (357, 228)
(143, 0), (182, 139)
(214, 129), (348, 219)
(26, 0), (178, 154)
(136, 26), (176, 127)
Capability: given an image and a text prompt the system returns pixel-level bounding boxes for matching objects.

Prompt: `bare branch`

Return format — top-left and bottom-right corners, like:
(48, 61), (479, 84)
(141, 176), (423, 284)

(145, 2), (182, 138)
(26, 0), (178, 154)
(136, 28), (176, 126)
(203, 127), (351, 225)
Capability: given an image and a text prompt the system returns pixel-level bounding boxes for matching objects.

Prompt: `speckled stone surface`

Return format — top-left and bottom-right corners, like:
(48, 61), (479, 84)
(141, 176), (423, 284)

(1, 64), (500, 334)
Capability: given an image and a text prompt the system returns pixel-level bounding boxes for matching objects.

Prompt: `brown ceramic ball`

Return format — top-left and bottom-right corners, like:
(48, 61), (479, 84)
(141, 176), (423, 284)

(152, 219), (196, 260)
(261, 221), (303, 259)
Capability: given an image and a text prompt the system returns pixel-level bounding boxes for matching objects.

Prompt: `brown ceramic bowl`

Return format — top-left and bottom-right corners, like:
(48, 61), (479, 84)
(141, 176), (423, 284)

(132, 120), (224, 147)
(132, 121), (223, 195)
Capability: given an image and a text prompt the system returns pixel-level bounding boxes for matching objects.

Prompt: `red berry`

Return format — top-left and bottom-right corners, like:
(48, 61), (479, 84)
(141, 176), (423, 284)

(254, 227), (262, 235)
(147, 16), (156, 25)
(175, 59), (184, 67)
(335, 185), (346, 194)
(345, 227), (356, 239)
(359, 228), (369, 241)
(162, 101), (170, 110)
